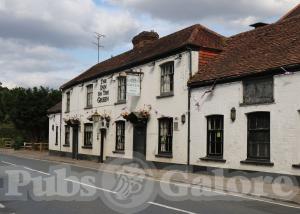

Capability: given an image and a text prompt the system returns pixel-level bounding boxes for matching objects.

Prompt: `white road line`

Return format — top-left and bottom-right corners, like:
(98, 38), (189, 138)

(23, 167), (51, 176)
(0, 203), (5, 208)
(64, 178), (117, 194)
(1, 161), (17, 166)
(148, 201), (197, 214)
(2, 156), (300, 209)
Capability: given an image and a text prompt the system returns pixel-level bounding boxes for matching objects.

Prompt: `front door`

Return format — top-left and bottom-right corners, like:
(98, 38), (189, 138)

(99, 129), (106, 163)
(72, 126), (79, 159)
(133, 124), (147, 159)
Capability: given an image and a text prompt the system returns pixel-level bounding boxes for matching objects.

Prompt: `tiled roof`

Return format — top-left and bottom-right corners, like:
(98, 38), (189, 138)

(189, 14), (300, 86)
(47, 102), (62, 114)
(278, 3), (300, 22)
(61, 24), (225, 89)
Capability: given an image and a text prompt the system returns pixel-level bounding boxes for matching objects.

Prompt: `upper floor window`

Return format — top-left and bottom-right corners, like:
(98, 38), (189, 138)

(65, 126), (70, 146)
(117, 76), (126, 102)
(66, 91), (70, 113)
(160, 62), (174, 95)
(207, 115), (224, 157)
(247, 112), (270, 160)
(158, 117), (173, 154)
(84, 123), (93, 147)
(86, 84), (93, 108)
(243, 76), (274, 105)
(115, 121), (125, 151)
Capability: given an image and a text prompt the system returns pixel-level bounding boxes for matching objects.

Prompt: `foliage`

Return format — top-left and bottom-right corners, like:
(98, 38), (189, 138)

(0, 85), (61, 142)
(12, 136), (23, 150)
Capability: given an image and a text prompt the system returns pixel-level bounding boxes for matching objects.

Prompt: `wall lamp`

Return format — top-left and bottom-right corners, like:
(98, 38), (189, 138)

(231, 107), (236, 122)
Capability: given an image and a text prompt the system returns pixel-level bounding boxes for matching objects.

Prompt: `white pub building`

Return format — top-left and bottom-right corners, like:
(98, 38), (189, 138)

(49, 4), (300, 176)
(48, 25), (224, 167)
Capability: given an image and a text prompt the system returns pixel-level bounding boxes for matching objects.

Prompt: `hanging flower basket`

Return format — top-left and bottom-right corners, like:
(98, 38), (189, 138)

(70, 118), (80, 125)
(121, 111), (129, 120)
(63, 118), (72, 126)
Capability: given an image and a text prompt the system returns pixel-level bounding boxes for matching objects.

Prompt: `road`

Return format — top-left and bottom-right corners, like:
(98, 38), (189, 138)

(0, 154), (299, 214)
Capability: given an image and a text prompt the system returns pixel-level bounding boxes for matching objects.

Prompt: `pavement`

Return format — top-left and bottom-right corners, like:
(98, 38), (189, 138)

(0, 149), (300, 214)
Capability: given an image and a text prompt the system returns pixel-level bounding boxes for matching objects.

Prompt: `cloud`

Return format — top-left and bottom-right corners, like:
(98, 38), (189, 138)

(0, 0), (140, 88)
(0, 0), (139, 49)
(108, 0), (299, 35)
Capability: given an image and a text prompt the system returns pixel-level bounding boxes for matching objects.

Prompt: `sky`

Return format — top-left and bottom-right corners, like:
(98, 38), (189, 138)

(0, 0), (298, 89)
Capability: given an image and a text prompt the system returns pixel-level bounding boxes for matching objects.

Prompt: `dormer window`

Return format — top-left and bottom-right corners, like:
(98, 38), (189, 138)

(160, 62), (174, 96)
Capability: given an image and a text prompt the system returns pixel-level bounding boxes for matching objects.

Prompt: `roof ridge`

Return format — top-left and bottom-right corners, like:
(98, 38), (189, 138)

(278, 3), (300, 22)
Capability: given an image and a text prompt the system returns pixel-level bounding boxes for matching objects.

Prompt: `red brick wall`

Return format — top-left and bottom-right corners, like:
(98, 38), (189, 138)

(199, 50), (220, 67)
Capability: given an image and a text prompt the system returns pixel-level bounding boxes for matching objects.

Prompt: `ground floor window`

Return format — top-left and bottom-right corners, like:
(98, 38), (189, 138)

(247, 112), (270, 160)
(65, 126), (70, 146)
(116, 121), (125, 151)
(207, 115), (224, 157)
(84, 123), (93, 146)
(158, 117), (173, 154)
(55, 126), (59, 145)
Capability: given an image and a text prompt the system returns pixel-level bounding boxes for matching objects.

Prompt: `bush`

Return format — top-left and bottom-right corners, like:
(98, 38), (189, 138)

(0, 138), (5, 148)
(12, 136), (23, 150)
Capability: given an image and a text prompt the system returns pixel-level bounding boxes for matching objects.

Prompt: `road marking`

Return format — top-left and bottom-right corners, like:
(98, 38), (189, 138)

(148, 201), (197, 214)
(2, 155), (300, 209)
(23, 167), (51, 176)
(0, 203), (5, 208)
(1, 161), (17, 166)
(64, 178), (117, 194)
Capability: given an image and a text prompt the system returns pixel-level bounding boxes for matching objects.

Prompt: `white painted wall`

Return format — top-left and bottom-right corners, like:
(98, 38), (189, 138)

(48, 113), (61, 151)
(190, 72), (300, 175)
(55, 51), (199, 164)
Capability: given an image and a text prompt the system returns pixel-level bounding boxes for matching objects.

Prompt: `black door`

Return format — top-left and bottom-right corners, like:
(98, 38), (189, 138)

(99, 129), (106, 163)
(72, 126), (78, 159)
(133, 124), (147, 159)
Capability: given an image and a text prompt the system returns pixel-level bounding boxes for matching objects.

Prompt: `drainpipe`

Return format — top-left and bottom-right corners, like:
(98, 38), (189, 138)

(187, 47), (193, 171)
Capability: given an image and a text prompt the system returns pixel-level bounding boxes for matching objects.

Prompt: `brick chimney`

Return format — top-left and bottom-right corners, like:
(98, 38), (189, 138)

(132, 31), (159, 49)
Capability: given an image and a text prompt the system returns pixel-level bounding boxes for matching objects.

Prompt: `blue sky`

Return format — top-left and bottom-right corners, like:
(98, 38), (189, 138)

(0, 0), (298, 89)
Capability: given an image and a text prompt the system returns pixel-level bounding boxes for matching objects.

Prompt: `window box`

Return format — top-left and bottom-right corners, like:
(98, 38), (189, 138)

(114, 100), (126, 105)
(200, 156), (226, 163)
(84, 106), (93, 110)
(63, 144), (70, 147)
(155, 153), (173, 158)
(240, 159), (274, 166)
(292, 164), (300, 169)
(113, 150), (125, 154)
(240, 100), (275, 107)
(156, 92), (174, 99)
(82, 145), (93, 149)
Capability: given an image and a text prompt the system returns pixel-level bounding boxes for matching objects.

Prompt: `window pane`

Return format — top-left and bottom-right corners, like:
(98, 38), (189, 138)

(159, 118), (173, 154)
(160, 62), (174, 94)
(243, 77), (273, 104)
(207, 115), (224, 156)
(247, 112), (270, 159)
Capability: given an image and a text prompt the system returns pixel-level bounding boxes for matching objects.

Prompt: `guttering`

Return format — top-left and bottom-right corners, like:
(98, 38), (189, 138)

(188, 63), (300, 88)
(60, 45), (202, 90)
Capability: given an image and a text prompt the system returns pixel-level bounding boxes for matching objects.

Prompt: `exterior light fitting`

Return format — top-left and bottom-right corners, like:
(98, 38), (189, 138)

(231, 107), (236, 122)
(181, 114), (186, 124)
(91, 111), (101, 122)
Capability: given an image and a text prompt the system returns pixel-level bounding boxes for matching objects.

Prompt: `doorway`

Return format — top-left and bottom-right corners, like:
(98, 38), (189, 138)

(99, 129), (106, 163)
(72, 126), (79, 159)
(133, 123), (147, 159)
